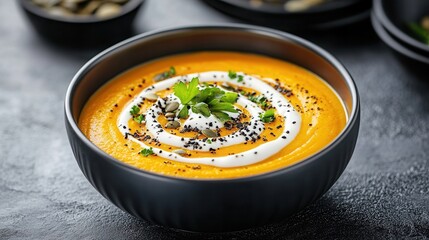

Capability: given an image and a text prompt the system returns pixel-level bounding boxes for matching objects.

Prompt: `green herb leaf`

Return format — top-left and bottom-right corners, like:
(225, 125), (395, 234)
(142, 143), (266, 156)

(192, 86), (224, 104)
(212, 111), (231, 122)
(140, 147), (154, 157)
(133, 114), (145, 124)
(237, 75), (244, 82)
(173, 77), (200, 105)
(206, 139), (212, 144)
(154, 66), (176, 81)
(260, 109), (276, 123)
(220, 92), (238, 103)
(178, 105), (189, 119)
(209, 99), (238, 113)
(130, 105), (140, 116)
(228, 70), (237, 79)
(168, 66), (176, 76)
(191, 102), (211, 117)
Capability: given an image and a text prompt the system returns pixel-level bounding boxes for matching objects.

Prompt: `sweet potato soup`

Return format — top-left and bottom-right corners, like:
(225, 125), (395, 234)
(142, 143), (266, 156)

(79, 52), (347, 179)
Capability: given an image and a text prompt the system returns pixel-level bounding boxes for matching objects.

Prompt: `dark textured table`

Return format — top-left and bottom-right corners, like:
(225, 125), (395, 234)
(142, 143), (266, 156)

(1, 0), (428, 239)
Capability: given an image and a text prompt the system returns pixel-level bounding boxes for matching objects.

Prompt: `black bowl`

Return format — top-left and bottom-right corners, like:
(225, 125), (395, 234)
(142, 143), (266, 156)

(373, 0), (429, 56)
(204, 0), (371, 30)
(64, 24), (360, 232)
(18, 0), (144, 46)
(371, 12), (429, 69)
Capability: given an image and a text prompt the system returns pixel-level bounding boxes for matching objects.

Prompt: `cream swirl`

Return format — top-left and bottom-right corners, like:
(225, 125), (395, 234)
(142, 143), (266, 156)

(118, 71), (301, 168)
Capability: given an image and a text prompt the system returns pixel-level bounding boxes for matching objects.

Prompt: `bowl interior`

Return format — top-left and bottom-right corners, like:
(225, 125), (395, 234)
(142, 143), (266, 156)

(68, 26), (357, 138)
(380, 0), (429, 52)
(19, 0), (144, 23)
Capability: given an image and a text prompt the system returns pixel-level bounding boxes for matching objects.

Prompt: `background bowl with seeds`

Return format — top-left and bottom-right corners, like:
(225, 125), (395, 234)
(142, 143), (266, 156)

(18, 0), (145, 46)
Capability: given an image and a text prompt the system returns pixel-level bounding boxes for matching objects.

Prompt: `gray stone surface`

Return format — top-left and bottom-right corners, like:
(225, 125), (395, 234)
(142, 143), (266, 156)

(0, 0), (428, 239)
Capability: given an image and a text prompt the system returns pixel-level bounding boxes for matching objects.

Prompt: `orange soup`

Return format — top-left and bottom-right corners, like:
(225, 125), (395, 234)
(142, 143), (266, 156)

(79, 52), (347, 179)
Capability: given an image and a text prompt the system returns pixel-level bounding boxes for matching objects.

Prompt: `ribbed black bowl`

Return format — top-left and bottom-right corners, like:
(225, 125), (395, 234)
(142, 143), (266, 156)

(18, 0), (144, 46)
(64, 24), (360, 232)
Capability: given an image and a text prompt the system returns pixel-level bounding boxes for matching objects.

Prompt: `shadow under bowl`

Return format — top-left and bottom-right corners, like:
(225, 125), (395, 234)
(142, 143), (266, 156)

(18, 0), (144, 47)
(64, 24), (360, 232)
(373, 0), (429, 56)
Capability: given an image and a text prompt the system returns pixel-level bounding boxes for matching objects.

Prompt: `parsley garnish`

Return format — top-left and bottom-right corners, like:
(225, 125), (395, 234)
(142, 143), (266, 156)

(140, 147), (154, 157)
(260, 109), (276, 123)
(173, 77), (238, 121)
(174, 77), (200, 105)
(130, 105), (140, 116)
(192, 102), (211, 117)
(178, 105), (189, 119)
(206, 139), (212, 144)
(133, 114), (145, 124)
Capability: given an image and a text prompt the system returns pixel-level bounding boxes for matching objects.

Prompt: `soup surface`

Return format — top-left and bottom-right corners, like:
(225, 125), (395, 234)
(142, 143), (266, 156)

(79, 52), (347, 179)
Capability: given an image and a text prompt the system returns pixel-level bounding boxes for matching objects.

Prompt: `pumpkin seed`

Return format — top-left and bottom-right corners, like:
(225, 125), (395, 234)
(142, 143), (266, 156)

(165, 121), (180, 129)
(165, 102), (179, 112)
(165, 112), (176, 118)
(144, 93), (159, 101)
(79, 1), (102, 15)
(202, 129), (218, 138)
(172, 149), (186, 155)
(95, 3), (122, 18)
(47, 6), (73, 17)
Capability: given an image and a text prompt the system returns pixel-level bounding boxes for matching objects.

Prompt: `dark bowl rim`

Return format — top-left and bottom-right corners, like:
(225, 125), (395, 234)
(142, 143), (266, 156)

(64, 23), (360, 183)
(371, 12), (429, 64)
(211, 0), (365, 15)
(18, 0), (144, 23)
(373, 0), (429, 54)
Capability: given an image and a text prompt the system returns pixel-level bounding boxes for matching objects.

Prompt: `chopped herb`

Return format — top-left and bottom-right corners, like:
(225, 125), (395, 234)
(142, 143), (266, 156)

(206, 139), (212, 144)
(228, 70), (237, 79)
(247, 94), (270, 109)
(130, 105), (140, 116)
(168, 66), (176, 76)
(140, 147), (154, 157)
(228, 70), (245, 83)
(220, 92), (238, 103)
(154, 66), (176, 81)
(133, 114), (145, 124)
(260, 109), (276, 123)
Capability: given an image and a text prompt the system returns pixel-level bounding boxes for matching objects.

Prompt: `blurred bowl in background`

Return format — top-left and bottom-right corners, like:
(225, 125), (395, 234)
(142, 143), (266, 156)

(371, 12), (429, 71)
(373, 0), (429, 56)
(18, 0), (144, 47)
(203, 0), (372, 30)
